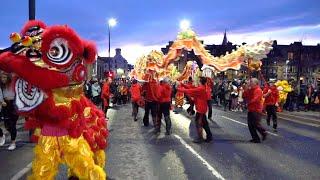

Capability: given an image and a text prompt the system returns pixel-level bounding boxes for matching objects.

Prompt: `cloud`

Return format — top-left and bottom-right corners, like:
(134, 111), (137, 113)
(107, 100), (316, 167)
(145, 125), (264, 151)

(98, 24), (320, 64)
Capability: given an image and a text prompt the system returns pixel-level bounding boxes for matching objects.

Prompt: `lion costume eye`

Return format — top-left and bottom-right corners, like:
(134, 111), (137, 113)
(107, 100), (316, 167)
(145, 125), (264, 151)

(46, 38), (73, 65)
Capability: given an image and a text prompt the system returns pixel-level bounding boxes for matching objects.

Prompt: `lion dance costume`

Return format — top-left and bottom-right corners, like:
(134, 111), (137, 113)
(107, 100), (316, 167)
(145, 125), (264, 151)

(0, 20), (108, 179)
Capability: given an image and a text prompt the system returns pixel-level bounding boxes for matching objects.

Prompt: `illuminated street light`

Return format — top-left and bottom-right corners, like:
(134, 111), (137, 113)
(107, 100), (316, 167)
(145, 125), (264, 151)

(108, 18), (117, 27)
(180, 19), (191, 31)
(107, 18), (117, 70)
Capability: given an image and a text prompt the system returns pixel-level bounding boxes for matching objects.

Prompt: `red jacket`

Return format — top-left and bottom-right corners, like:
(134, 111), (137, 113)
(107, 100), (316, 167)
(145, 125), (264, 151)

(178, 85), (207, 114)
(158, 83), (172, 103)
(130, 83), (141, 102)
(206, 85), (212, 100)
(244, 85), (263, 113)
(263, 85), (279, 105)
(144, 80), (159, 102)
(101, 83), (110, 99)
(101, 83), (110, 107)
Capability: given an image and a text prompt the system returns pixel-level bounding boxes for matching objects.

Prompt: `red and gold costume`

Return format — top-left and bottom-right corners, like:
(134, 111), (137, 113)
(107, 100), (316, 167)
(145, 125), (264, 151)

(0, 20), (108, 180)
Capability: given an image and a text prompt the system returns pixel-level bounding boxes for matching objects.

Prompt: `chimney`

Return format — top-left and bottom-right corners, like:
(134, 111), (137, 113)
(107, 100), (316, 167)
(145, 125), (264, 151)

(115, 48), (121, 55)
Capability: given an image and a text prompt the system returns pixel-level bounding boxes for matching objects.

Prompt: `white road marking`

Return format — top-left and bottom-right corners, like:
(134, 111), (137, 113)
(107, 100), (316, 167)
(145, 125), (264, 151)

(10, 162), (32, 180)
(174, 134), (225, 180)
(277, 115), (320, 128)
(221, 116), (279, 137)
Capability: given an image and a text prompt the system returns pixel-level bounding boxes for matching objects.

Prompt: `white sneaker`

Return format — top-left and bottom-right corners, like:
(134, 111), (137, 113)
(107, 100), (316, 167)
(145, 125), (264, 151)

(8, 143), (16, 151)
(0, 135), (5, 146)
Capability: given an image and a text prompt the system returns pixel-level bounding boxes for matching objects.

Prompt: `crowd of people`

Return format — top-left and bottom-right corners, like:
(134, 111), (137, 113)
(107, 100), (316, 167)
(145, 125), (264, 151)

(1, 71), (320, 151)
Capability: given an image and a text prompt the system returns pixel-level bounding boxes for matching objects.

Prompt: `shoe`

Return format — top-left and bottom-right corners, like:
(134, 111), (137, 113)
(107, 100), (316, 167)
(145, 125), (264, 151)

(165, 130), (171, 135)
(249, 139), (261, 143)
(154, 129), (161, 134)
(192, 138), (204, 144)
(262, 133), (267, 141)
(0, 135), (5, 146)
(8, 143), (16, 151)
(205, 137), (212, 143)
(273, 129), (278, 132)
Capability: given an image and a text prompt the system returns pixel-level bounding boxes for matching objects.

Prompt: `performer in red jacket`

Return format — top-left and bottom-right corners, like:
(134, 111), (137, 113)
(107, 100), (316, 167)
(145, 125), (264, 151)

(183, 77), (196, 115)
(142, 79), (159, 129)
(130, 79), (142, 121)
(101, 77), (112, 116)
(206, 78), (213, 120)
(157, 78), (172, 135)
(244, 78), (267, 143)
(178, 77), (212, 143)
(263, 80), (279, 131)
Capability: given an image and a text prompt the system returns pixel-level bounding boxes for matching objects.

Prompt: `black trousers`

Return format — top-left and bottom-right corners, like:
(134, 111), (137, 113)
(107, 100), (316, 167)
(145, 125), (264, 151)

(132, 101), (139, 119)
(158, 102), (171, 131)
(143, 101), (158, 126)
(195, 113), (212, 140)
(207, 100), (213, 119)
(247, 112), (266, 141)
(266, 105), (277, 129)
(0, 100), (19, 141)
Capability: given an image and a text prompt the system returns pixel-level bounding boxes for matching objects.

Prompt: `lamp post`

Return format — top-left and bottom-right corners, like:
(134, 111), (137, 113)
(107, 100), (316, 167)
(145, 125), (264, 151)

(29, 0), (35, 20)
(108, 18), (117, 70)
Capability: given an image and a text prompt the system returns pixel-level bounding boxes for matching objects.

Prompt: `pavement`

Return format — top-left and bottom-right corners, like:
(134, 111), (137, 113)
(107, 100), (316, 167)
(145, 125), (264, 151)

(0, 103), (319, 179)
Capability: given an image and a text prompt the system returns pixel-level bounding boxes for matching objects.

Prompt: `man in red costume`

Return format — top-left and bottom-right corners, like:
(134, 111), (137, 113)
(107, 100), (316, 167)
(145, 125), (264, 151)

(142, 77), (159, 130)
(157, 78), (172, 135)
(263, 80), (279, 132)
(178, 77), (212, 143)
(102, 77), (112, 116)
(130, 79), (141, 121)
(244, 78), (267, 143)
(185, 77), (195, 115)
(206, 78), (213, 120)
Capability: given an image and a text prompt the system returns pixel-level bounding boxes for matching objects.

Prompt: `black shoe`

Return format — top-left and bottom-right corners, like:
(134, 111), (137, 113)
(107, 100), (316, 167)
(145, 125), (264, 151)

(205, 137), (212, 143)
(273, 128), (277, 132)
(134, 118), (138, 121)
(165, 131), (171, 135)
(154, 128), (161, 134)
(143, 123), (149, 127)
(262, 133), (267, 141)
(249, 139), (261, 143)
(192, 138), (204, 144)
(68, 176), (79, 180)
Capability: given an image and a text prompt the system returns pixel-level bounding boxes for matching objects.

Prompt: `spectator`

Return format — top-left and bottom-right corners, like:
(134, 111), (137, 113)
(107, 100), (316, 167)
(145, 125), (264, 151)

(91, 78), (101, 106)
(0, 72), (19, 150)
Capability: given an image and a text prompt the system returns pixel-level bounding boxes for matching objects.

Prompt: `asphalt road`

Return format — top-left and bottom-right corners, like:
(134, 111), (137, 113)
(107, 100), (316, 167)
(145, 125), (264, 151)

(0, 104), (319, 180)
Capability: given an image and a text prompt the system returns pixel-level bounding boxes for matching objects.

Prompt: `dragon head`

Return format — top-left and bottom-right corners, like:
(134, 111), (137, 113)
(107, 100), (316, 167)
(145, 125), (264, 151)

(0, 20), (97, 112)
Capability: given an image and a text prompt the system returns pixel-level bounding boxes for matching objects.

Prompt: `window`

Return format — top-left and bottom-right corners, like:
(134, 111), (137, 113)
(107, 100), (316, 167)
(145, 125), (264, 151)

(288, 52), (293, 60)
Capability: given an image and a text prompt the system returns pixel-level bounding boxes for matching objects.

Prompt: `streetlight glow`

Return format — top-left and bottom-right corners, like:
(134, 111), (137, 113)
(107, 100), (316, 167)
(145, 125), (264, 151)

(180, 19), (191, 30)
(108, 18), (117, 27)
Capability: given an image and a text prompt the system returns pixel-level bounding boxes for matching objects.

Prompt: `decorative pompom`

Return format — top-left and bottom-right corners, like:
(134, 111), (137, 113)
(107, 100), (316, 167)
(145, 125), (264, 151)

(82, 40), (97, 64)
(20, 20), (47, 36)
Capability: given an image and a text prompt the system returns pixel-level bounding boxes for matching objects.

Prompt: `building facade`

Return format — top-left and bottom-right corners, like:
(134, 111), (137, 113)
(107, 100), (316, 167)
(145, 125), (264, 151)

(95, 48), (130, 80)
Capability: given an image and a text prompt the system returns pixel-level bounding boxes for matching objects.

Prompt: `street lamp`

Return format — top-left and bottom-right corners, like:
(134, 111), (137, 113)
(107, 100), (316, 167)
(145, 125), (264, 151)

(179, 19), (191, 31)
(107, 18), (117, 70)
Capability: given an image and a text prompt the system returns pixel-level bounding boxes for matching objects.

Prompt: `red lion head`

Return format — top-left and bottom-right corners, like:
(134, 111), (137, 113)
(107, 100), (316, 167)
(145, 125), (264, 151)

(0, 20), (97, 113)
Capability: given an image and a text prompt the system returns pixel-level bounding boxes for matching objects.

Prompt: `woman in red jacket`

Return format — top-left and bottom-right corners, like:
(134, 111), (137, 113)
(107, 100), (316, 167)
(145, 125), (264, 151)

(130, 79), (142, 121)
(101, 77), (112, 116)
(263, 80), (279, 131)
(157, 78), (172, 135)
(178, 77), (212, 143)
